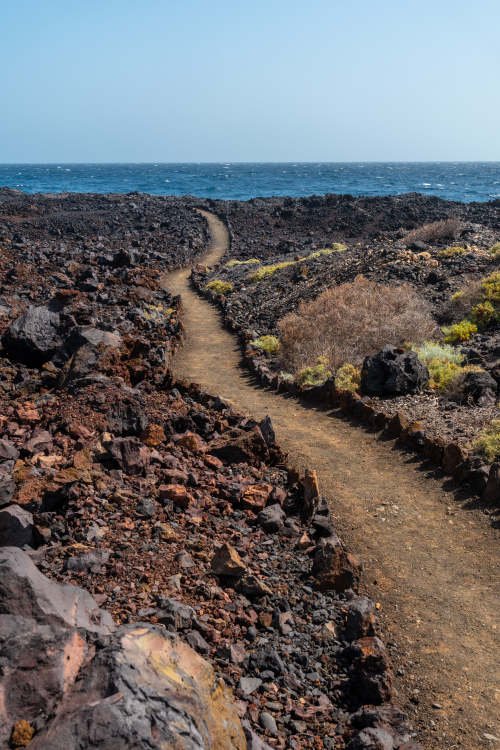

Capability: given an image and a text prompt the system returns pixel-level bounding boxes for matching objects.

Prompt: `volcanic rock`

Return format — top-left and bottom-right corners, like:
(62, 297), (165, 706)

(0, 504), (34, 547)
(211, 542), (247, 578)
(3, 305), (62, 365)
(361, 347), (429, 397)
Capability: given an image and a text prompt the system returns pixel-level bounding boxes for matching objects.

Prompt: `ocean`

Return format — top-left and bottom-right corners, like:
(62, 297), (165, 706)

(0, 162), (499, 203)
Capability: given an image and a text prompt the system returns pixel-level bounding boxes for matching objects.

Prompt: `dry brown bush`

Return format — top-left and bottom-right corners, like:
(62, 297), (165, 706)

(405, 218), (461, 245)
(278, 277), (438, 372)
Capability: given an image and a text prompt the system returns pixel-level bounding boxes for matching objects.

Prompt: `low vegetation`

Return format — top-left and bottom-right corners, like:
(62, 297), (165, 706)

(473, 419), (500, 462)
(439, 245), (467, 258)
(490, 242), (500, 257)
(296, 357), (332, 387)
(404, 218), (461, 245)
(278, 277), (437, 373)
(205, 279), (234, 295)
(250, 335), (281, 355)
(413, 341), (484, 392)
(442, 320), (478, 344)
(334, 363), (361, 393)
(225, 258), (261, 267)
(249, 244), (348, 282)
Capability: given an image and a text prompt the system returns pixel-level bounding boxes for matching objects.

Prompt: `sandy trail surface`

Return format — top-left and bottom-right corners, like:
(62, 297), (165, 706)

(163, 209), (500, 750)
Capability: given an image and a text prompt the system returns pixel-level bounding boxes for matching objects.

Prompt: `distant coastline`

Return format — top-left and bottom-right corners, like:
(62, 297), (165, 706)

(1, 162), (499, 202)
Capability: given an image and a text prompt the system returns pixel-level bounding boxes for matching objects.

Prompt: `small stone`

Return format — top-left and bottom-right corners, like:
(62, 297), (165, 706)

(211, 542), (247, 578)
(259, 711), (278, 736)
(239, 676), (262, 696)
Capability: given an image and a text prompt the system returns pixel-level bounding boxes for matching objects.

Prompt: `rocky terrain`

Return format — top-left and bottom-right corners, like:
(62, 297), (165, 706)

(194, 194), (499, 501)
(0, 190), (420, 749)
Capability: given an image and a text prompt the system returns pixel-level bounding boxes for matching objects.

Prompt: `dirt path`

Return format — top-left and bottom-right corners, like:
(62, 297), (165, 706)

(164, 210), (500, 750)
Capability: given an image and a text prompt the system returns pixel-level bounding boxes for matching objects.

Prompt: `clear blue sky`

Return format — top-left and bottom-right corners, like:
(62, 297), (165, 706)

(1, 0), (499, 162)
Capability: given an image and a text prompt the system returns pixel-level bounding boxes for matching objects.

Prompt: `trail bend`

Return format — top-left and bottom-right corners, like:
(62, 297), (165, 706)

(163, 209), (499, 750)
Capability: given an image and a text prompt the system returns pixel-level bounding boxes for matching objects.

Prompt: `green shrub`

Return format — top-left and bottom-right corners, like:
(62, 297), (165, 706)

(471, 300), (497, 328)
(335, 363), (361, 393)
(307, 244), (347, 260)
(439, 246), (467, 258)
(205, 279), (234, 295)
(296, 357), (332, 387)
(225, 258), (261, 268)
(250, 260), (296, 282)
(489, 242), (500, 257)
(413, 341), (463, 390)
(481, 270), (500, 304)
(442, 320), (478, 344)
(250, 335), (281, 355)
(473, 419), (500, 462)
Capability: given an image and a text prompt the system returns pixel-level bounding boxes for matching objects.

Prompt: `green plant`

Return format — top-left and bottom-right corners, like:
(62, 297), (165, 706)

(249, 260), (296, 282)
(296, 357), (332, 387)
(250, 335), (281, 355)
(414, 341), (463, 366)
(442, 319), (478, 344)
(471, 300), (497, 328)
(205, 279), (234, 295)
(489, 242), (500, 257)
(225, 258), (261, 268)
(472, 419), (500, 462)
(439, 246), (467, 258)
(307, 244), (347, 260)
(334, 363), (361, 393)
(481, 270), (500, 304)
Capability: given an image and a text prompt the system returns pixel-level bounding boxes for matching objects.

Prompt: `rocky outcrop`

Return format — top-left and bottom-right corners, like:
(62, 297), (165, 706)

(0, 547), (245, 749)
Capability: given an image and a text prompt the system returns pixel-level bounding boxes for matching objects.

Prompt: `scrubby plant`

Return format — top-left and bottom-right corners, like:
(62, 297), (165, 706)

(307, 244), (347, 260)
(296, 357), (332, 388)
(413, 341), (465, 391)
(442, 319), (478, 344)
(225, 258), (261, 268)
(472, 419), (500, 462)
(335, 363), (361, 393)
(278, 278), (437, 374)
(481, 270), (500, 304)
(439, 246), (467, 258)
(489, 242), (500, 257)
(142, 303), (175, 322)
(471, 300), (497, 328)
(205, 279), (234, 295)
(250, 260), (296, 282)
(250, 335), (281, 355)
(405, 218), (461, 245)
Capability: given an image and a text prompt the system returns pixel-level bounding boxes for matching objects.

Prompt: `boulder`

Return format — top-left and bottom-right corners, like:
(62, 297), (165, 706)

(3, 305), (62, 365)
(311, 534), (361, 592)
(0, 547), (114, 634)
(257, 503), (285, 532)
(361, 347), (429, 397)
(453, 369), (497, 405)
(107, 437), (150, 475)
(482, 463), (500, 505)
(107, 397), (148, 436)
(0, 504), (34, 547)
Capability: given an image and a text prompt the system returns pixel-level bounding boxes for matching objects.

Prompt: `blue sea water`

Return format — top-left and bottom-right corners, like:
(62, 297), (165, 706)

(0, 162), (499, 203)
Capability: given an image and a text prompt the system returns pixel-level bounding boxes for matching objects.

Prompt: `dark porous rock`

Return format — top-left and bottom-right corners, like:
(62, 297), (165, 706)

(257, 503), (285, 532)
(65, 549), (110, 574)
(3, 305), (62, 365)
(343, 596), (377, 641)
(237, 574), (272, 599)
(361, 347), (429, 397)
(157, 597), (196, 631)
(107, 436), (150, 475)
(482, 463), (500, 505)
(453, 369), (497, 405)
(67, 325), (123, 352)
(0, 466), (15, 508)
(311, 534), (361, 593)
(107, 396), (148, 436)
(348, 706), (422, 750)
(0, 504), (34, 547)
(453, 456), (490, 493)
(345, 636), (393, 707)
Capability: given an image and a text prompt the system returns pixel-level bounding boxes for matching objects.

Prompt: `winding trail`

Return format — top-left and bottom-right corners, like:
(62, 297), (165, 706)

(164, 210), (499, 750)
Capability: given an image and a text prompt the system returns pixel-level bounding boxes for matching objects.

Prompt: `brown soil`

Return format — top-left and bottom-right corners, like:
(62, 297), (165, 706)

(164, 210), (500, 750)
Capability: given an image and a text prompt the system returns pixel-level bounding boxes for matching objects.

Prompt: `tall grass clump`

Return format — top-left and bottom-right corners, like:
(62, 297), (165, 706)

(405, 218), (461, 245)
(278, 278), (437, 373)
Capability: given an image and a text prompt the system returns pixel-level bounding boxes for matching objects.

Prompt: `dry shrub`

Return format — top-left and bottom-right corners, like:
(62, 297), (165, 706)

(278, 278), (438, 372)
(405, 218), (461, 245)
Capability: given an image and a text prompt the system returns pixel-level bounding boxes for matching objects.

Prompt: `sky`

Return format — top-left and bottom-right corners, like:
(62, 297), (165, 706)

(1, 0), (499, 162)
